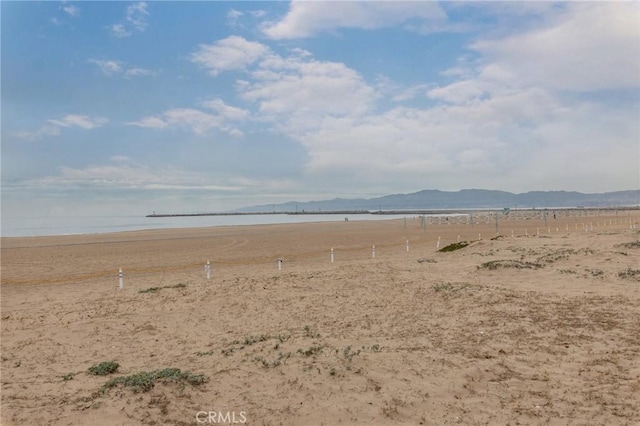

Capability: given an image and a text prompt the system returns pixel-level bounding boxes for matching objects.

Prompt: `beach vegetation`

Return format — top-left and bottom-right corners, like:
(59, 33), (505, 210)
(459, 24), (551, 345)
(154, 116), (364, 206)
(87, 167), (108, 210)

(62, 372), (76, 381)
(618, 240), (640, 249)
(479, 260), (543, 270)
(87, 361), (119, 376)
(244, 334), (269, 345)
(139, 283), (187, 293)
(298, 345), (323, 357)
(618, 268), (640, 280)
(304, 325), (321, 338)
(101, 368), (206, 394)
(438, 241), (469, 252)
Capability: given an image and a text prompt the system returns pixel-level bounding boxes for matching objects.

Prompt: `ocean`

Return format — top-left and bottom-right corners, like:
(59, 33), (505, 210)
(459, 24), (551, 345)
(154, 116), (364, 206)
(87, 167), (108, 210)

(1, 213), (452, 238)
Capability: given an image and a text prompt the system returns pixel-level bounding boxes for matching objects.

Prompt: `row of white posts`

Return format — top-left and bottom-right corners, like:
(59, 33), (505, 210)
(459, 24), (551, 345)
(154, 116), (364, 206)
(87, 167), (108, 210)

(116, 218), (637, 288)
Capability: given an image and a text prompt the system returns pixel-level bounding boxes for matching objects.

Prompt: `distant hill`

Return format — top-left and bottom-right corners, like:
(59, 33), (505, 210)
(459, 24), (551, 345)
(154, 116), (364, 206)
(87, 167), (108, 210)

(237, 189), (640, 212)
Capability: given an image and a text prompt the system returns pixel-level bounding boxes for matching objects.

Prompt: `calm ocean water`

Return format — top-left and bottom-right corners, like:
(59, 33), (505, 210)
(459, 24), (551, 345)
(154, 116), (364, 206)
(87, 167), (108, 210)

(1, 213), (450, 238)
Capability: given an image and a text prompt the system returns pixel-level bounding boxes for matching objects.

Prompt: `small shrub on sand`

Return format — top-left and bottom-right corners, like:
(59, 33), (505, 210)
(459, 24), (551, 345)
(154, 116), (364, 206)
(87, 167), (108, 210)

(304, 325), (321, 338)
(433, 283), (455, 292)
(618, 240), (640, 249)
(298, 346), (323, 357)
(479, 260), (543, 270)
(439, 241), (469, 252)
(102, 368), (206, 393)
(244, 334), (269, 345)
(619, 268), (640, 280)
(87, 361), (119, 376)
(62, 372), (76, 381)
(139, 283), (187, 294)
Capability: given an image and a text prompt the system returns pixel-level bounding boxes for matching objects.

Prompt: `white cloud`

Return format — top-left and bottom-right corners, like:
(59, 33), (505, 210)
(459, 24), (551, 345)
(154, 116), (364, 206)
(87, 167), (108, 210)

(250, 10), (267, 19)
(127, 116), (168, 130)
(293, 88), (638, 193)
(16, 115), (108, 140)
(287, 1), (634, 192)
(53, 163), (240, 191)
(47, 114), (108, 129)
(427, 79), (487, 105)
(14, 125), (61, 141)
(62, 5), (79, 17)
(190, 36), (269, 76)
(126, 2), (149, 32)
(179, 2), (638, 195)
(109, 1), (149, 38)
(227, 9), (243, 27)
(128, 106), (246, 136)
(89, 59), (156, 78)
(162, 109), (223, 135)
(225, 7), (637, 193)
(262, 1), (448, 39)
(239, 51), (377, 121)
(11, 158), (299, 197)
(88, 59), (123, 76)
(41, 163), (240, 191)
(200, 98), (249, 121)
(470, 2), (640, 92)
(109, 24), (131, 38)
(128, 109), (219, 135)
(392, 84), (431, 102)
(123, 67), (157, 78)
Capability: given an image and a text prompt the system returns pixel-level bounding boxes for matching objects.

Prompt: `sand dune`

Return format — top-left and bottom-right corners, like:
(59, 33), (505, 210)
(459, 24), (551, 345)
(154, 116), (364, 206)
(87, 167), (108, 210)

(2, 211), (639, 425)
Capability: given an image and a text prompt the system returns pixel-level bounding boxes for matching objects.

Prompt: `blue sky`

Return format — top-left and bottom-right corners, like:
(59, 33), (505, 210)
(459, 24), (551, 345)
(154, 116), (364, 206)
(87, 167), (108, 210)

(2, 1), (639, 218)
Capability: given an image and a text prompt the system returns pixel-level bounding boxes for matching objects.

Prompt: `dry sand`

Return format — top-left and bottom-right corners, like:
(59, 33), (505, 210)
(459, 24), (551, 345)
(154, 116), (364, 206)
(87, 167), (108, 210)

(1, 211), (639, 425)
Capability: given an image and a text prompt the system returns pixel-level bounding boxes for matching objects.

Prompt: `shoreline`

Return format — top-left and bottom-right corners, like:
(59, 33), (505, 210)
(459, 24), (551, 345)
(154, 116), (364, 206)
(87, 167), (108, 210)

(147, 205), (640, 217)
(0, 206), (640, 241)
(3, 206), (638, 240)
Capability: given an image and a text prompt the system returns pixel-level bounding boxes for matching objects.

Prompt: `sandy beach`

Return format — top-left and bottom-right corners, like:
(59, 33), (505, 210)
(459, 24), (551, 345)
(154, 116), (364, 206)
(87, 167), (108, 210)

(1, 210), (639, 425)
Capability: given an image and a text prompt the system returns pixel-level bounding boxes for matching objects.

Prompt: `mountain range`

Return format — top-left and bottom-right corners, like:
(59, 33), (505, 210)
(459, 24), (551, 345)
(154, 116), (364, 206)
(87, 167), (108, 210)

(237, 189), (640, 213)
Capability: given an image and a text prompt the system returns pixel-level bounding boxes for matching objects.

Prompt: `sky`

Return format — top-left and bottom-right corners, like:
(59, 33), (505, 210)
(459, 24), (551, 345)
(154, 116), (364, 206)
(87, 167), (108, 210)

(1, 1), (639, 218)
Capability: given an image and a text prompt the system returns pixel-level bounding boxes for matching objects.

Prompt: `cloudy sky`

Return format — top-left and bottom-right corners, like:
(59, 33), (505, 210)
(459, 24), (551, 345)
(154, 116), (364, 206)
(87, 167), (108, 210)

(2, 1), (639, 218)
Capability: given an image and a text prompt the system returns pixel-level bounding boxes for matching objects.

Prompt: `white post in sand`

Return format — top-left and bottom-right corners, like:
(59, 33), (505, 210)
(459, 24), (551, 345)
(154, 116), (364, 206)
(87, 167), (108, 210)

(478, 233), (482, 241)
(537, 228), (540, 236)
(331, 248), (334, 263)
(205, 261), (211, 280)
(457, 235), (461, 243)
(406, 240), (409, 252)
(511, 230), (514, 238)
(118, 268), (124, 290)
(278, 259), (282, 271)
(436, 237), (441, 250)
(372, 245), (376, 259)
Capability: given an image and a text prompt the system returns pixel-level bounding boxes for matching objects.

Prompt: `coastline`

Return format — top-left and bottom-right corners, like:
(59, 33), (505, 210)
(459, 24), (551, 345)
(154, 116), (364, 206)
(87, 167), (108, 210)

(3, 206), (638, 239)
